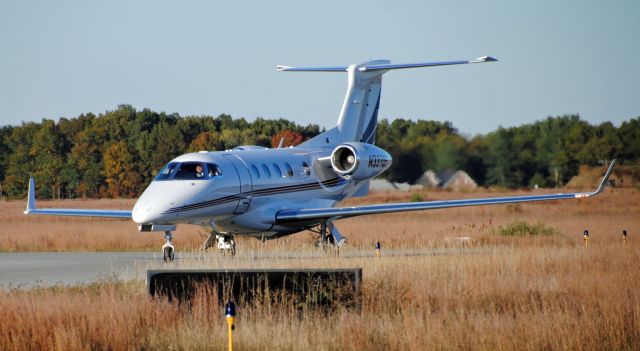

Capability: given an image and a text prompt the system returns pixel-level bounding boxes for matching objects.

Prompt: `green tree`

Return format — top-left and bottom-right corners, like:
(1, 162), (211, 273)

(31, 120), (66, 199)
(617, 117), (640, 163)
(433, 134), (465, 171)
(3, 122), (39, 198)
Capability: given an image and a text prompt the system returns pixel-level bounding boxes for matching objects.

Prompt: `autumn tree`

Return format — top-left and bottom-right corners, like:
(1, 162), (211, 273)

(70, 121), (105, 198)
(188, 131), (223, 152)
(270, 129), (303, 148)
(103, 141), (140, 197)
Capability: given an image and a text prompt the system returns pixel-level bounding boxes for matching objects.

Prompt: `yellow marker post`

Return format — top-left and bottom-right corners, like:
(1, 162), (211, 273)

(583, 230), (589, 247)
(225, 301), (236, 351)
(623, 230), (627, 244)
(375, 241), (381, 257)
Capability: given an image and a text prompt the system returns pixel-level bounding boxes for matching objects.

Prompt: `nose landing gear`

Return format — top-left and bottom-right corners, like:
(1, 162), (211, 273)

(201, 230), (236, 256)
(162, 231), (175, 262)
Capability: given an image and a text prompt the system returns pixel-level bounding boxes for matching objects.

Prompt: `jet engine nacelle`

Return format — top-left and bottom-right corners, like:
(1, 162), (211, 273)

(330, 142), (392, 181)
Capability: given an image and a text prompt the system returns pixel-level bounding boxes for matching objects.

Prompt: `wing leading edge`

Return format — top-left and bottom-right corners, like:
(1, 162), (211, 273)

(24, 178), (132, 219)
(276, 160), (616, 223)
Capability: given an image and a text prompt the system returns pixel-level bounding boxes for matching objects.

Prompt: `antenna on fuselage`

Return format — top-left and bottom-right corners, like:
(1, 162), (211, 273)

(277, 137), (285, 149)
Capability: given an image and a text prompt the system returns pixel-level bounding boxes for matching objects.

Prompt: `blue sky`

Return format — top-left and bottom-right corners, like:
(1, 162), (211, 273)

(0, 0), (638, 135)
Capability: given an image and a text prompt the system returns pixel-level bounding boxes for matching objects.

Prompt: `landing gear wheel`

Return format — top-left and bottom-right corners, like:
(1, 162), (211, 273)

(216, 234), (236, 256)
(162, 245), (174, 262)
(162, 231), (175, 262)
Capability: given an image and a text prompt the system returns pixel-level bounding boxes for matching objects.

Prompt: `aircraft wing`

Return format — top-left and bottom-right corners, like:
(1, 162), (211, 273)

(23, 178), (132, 219)
(276, 161), (616, 223)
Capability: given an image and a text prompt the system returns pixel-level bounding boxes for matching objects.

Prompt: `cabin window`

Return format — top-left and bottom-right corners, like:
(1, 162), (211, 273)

(272, 163), (282, 178)
(250, 164), (260, 179)
(261, 164), (271, 178)
(207, 163), (222, 177)
(302, 161), (311, 176)
(284, 162), (294, 177)
(155, 162), (179, 180)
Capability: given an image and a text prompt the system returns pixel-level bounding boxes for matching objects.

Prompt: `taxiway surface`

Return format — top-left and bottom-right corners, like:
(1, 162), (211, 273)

(0, 247), (483, 289)
(0, 252), (162, 289)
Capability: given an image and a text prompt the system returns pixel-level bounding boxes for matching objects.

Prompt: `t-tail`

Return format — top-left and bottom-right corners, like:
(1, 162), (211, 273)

(277, 56), (497, 148)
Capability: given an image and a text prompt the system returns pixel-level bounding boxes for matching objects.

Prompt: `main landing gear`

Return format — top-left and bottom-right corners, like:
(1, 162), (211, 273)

(201, 230), (236, 256)
(312, 221), (346, 252)
(162, 231), (175, 262)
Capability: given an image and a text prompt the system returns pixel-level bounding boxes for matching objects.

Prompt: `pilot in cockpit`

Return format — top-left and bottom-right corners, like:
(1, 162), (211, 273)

(195, 164), (205, 178)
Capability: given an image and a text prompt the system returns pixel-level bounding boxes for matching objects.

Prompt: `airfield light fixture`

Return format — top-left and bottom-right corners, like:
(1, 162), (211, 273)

(583, 230), (589, 247)
(225, 301), (236, 351)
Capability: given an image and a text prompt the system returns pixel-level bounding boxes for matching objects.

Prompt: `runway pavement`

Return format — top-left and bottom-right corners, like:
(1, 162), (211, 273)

(0, 252), (164, 289)
(0, 247), (484, 290)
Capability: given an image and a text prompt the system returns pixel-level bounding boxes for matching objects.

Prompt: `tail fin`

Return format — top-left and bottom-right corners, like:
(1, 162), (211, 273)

(278, 56), (497, 147)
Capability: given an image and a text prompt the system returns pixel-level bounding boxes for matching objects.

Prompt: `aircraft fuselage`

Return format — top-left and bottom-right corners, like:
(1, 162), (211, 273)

(131, 147), (363, 238)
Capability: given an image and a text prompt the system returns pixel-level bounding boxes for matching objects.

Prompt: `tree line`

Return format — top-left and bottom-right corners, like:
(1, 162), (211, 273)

(0, 105), (321, 199)
(376, 116), (639, 188)
(0, 104), (638, 199)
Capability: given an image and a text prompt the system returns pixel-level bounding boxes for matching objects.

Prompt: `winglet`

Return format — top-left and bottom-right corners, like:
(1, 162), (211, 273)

(470, 55), (498, 63)
(24, 177), (36, 214)
(575, 159), (616, 198)
(594, 159), (616, 195)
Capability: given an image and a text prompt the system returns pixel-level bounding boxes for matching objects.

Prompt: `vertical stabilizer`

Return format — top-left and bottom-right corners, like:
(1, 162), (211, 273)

(277, 56), (497, 148)
(334, 61), (387, 145)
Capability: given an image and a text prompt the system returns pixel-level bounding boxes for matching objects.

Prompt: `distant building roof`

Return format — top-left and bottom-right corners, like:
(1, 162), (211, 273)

(416, 170), (440, 188)
(416, 169), (478, 190)
(441, 170), (477, 190)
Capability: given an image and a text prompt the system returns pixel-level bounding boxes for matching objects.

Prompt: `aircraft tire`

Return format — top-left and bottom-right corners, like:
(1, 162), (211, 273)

(163, 246), (174, 262)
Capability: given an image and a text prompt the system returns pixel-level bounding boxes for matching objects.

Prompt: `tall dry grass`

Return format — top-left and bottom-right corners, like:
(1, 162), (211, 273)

(1, 188), (638, 349)
(1, 241), (639, 350)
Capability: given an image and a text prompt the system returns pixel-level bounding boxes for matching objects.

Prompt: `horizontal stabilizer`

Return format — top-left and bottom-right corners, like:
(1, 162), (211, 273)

(276, 65), (347, 72)
(359, 56), (498, 71)
(276, 56), (497, 73)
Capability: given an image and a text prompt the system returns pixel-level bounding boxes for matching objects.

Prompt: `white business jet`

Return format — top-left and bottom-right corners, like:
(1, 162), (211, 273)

(24, 56), (616, 262)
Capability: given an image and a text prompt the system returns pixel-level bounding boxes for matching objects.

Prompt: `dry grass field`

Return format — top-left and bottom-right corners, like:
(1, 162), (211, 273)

(0, 188), (639, 350)
(1, 187), (638, 252)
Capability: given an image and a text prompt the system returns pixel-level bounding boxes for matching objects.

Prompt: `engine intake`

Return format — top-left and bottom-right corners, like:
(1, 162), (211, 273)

(332, 145), (358, 174)
(330, 142), (392, 181)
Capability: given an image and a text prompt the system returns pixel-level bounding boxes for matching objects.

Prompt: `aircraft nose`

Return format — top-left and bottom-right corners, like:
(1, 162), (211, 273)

(132, 187), (165, 224)
(133, 179), (204, 224)
(132, 201), (155, 224)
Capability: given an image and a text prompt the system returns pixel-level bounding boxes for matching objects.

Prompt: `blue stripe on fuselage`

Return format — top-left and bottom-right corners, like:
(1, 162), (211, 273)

(162, 177), (345, 214)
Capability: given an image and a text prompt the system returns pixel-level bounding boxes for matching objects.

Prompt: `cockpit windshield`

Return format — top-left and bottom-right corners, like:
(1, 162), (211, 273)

(155, 162), (221, 181)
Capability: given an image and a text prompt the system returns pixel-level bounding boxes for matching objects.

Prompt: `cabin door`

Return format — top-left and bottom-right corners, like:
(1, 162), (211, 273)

(223, 154), (253, 214)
